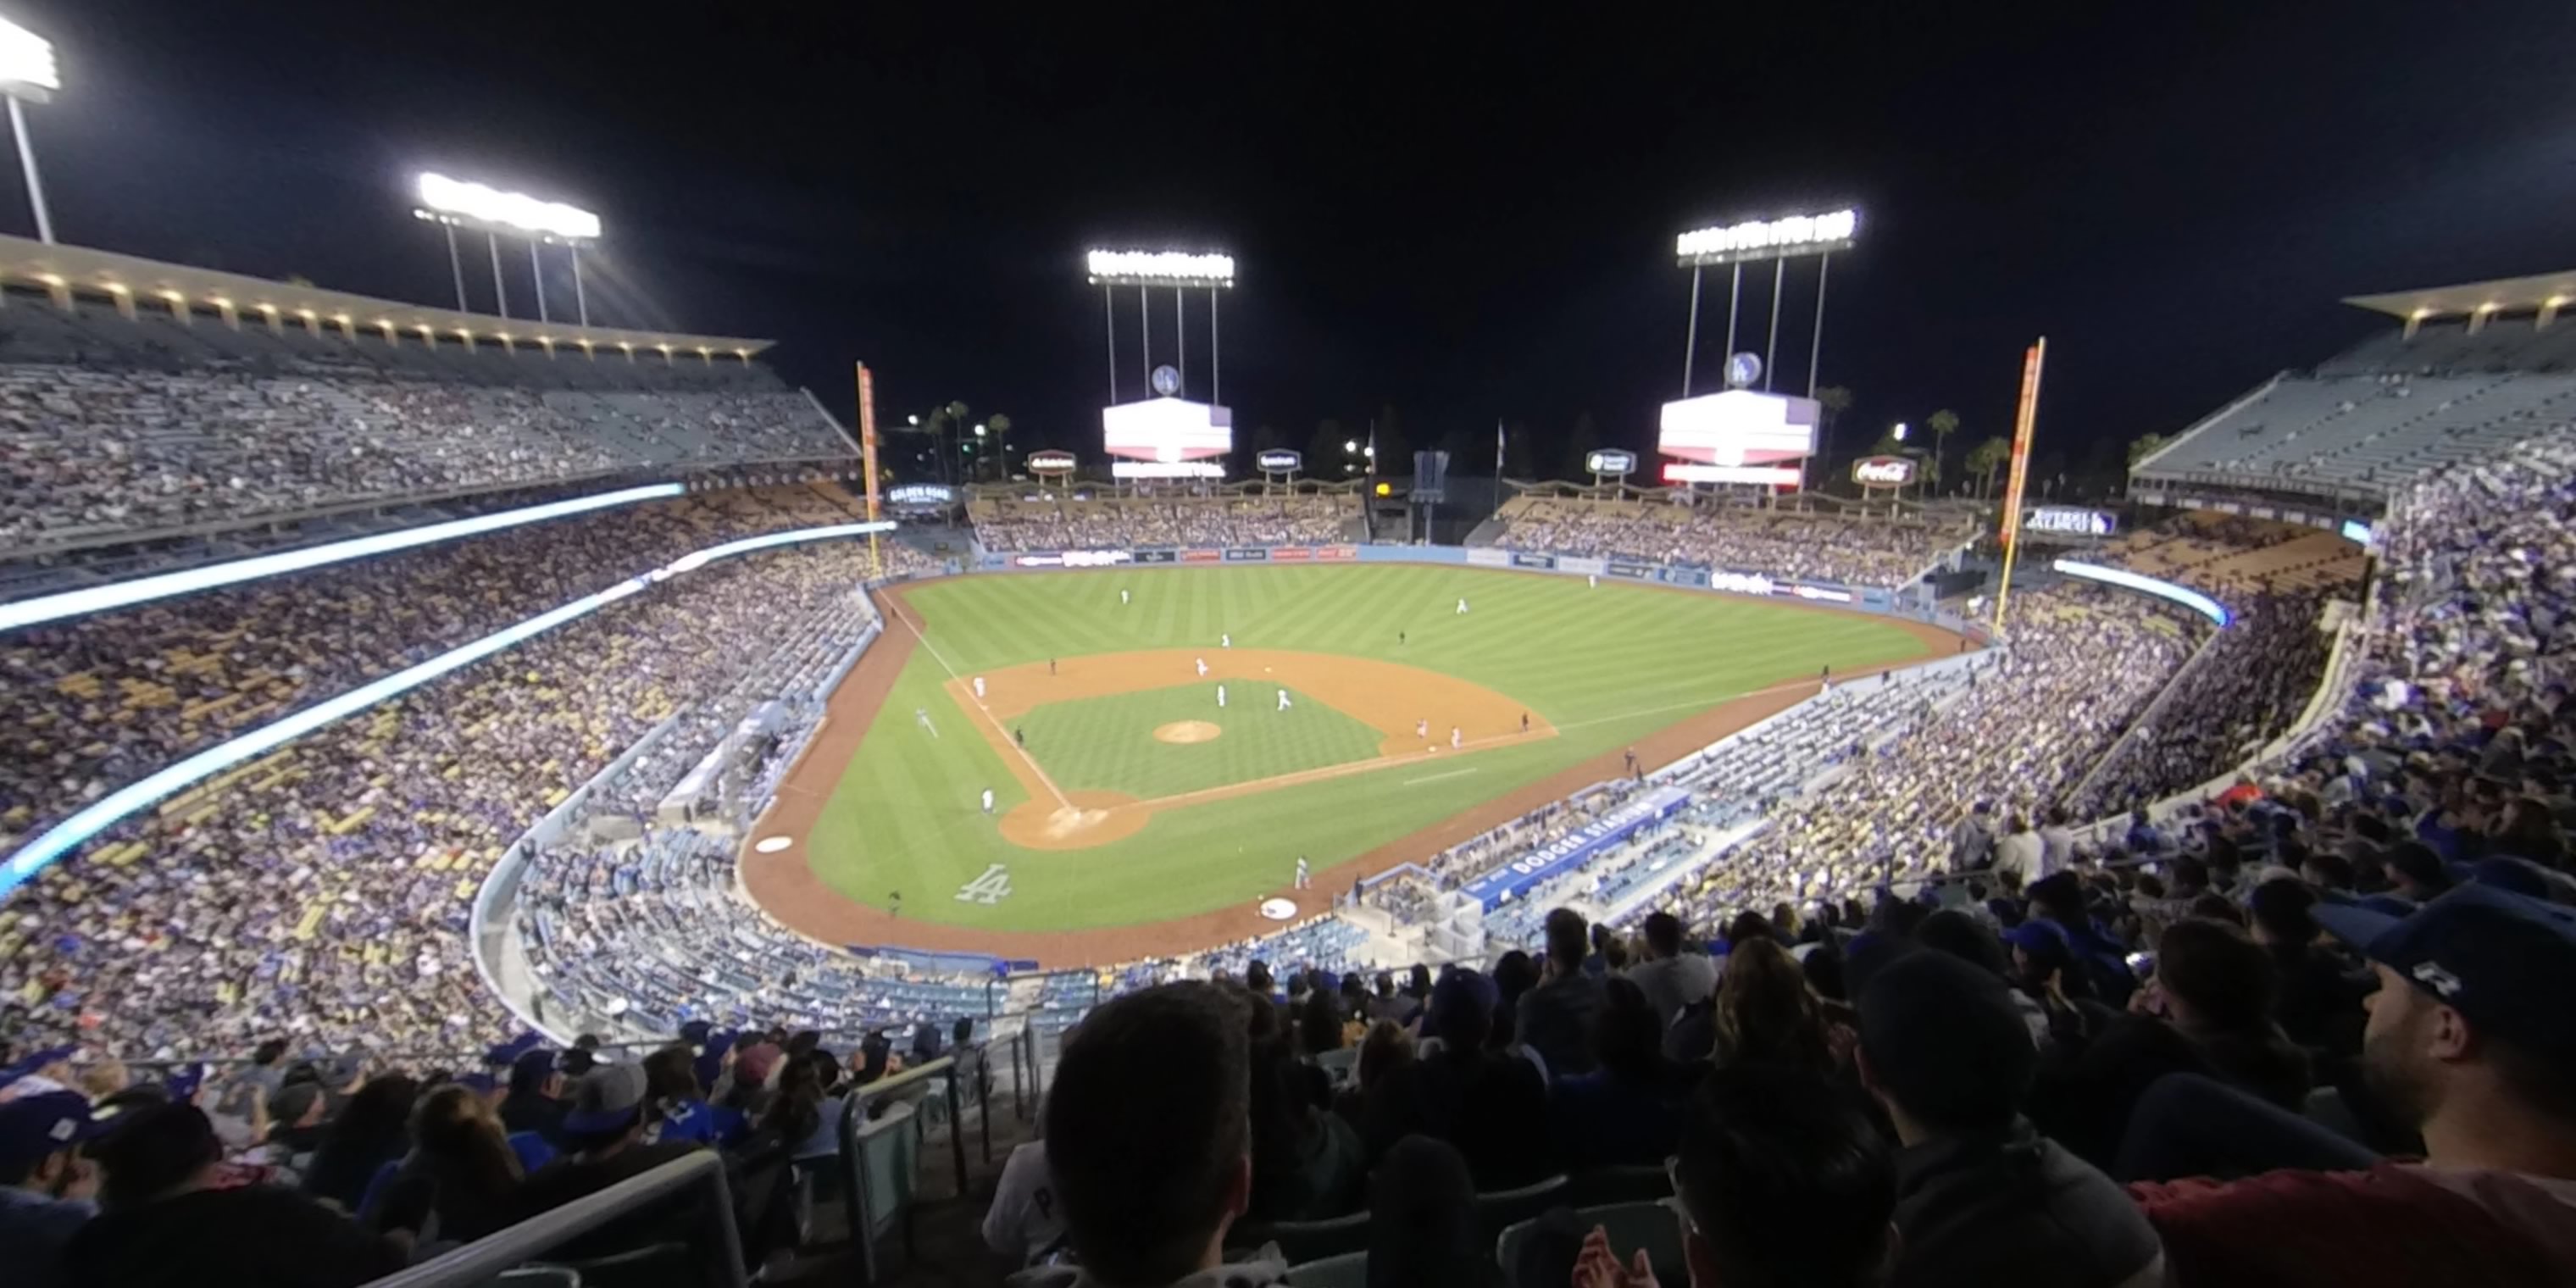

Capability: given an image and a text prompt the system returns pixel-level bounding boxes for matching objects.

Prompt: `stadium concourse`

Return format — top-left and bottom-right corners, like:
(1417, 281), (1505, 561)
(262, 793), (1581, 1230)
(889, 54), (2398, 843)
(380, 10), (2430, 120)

(5, 272), (2576, 1288)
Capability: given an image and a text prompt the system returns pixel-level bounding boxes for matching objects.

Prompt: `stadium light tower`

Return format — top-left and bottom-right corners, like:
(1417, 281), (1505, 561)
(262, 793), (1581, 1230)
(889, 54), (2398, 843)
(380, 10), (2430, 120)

(1085, 249), (1235, 405)
(411, 171), (602, 324)
(0, 14), (60, 244)
(1674, 208), (1856, 398)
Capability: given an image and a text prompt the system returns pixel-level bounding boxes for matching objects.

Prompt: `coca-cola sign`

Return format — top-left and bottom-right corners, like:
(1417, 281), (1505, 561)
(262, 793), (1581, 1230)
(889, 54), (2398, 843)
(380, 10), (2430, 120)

(1852, 455), (1916, 486)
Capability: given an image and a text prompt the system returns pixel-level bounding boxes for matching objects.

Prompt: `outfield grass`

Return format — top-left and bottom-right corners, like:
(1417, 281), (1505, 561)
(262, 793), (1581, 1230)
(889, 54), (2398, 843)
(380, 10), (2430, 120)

(802, 565), (1929, 930)
(1014, 683), (1382, 797)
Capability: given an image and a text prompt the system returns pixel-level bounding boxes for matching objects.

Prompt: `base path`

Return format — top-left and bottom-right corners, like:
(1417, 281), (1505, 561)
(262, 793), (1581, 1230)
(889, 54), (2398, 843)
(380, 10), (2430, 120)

(741, 582), (1970, 967)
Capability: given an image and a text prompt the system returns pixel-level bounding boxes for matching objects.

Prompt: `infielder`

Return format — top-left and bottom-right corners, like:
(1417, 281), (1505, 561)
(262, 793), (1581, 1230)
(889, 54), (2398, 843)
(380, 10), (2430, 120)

(1218, 683), (1228, 708)
(1416, 718), (1429, 738)
(1196, 657), (1209, 677)
(1276, 688), (1291, 712)
(915, 706), (935, 735)
(1450, 726), (1463, 749)
(972, 675), (987, 700)
(1293, 856), (1310, 889)
(1456, 597), (1469, 615)
(1221, 633), (1232, 648)
(980, 788), (995, 814)
(1588, 574), (1598, 588)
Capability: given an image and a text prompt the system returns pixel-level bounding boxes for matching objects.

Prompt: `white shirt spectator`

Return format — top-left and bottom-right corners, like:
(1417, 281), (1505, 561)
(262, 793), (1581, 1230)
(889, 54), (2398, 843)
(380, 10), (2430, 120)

(981, 1140), (1068, 1266)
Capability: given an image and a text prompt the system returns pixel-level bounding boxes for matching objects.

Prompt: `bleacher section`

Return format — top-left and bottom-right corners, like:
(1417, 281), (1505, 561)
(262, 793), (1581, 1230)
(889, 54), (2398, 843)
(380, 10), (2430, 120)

(2101, 513), (2365, 594)
(0, 297), (852, 552)
(1485, 493), (1973, 587)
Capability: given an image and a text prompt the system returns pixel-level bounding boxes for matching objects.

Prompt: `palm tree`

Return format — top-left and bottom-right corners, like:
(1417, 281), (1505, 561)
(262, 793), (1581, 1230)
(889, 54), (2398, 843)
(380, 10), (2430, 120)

(1927, 409), (1960, 491)
(1813, 386), (1855, 472)
(985, 414), (1013, 480)
(1965, 436), (2011, 499)
(2127, 431), (2170, 467)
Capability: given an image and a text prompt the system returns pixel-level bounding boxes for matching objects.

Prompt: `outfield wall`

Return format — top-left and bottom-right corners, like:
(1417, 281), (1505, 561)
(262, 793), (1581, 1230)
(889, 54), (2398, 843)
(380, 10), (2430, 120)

(973, 541), (1990, 641)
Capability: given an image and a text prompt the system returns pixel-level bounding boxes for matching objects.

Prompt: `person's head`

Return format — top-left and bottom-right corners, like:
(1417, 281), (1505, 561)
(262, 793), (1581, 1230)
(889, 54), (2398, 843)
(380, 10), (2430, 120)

(1672, 1066), (1897, 1288)
(1407, 963), (1433, 998)
(560, 1063), (652, 1155)
(641, 1044), (702, 1104)
(269, 1081), (327, 1130)
(1357, 1019), (1414, 1091)
(85, 1102), (221, 1208)
(1299, 988), (1344, 1055)
(2319, 886), (2576, 1163)
(1644, 911), (1686, 960)
(2247, 878), (2322, 948)
(1544, 908), (1590, 971)
(1857, 949), (2036, 1143)
(1244, 960), (1274, 995)
(1374, 970), (1396, 999)
(954, 1016), (975, 1046)
(1913, 909), (2009, 977)
(2385, 841), (2453, 902)
(2156, 919), (2278, 1035)
(1045, 982), (1252, 1287)
(0, 1091), (112, 1196)
(2301, 849), (2357, 892)
(409, 1083), (520, 1196)
(508, 1048), (562, 1101)
(1367, 1135), (1483, 1288)
(329, 1074), (421, 1148)
(1714, 936), (1832, 1074)
(1727, 910), (1775, 946)
(1428, 969), (1497, 1054)
(1592, 976), (1666, 1081)
(252, 1038), (289, 1069)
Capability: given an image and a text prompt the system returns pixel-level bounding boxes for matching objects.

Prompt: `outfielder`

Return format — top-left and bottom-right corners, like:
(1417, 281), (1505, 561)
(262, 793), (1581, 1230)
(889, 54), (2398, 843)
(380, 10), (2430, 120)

(1276, 688), (1291, 712)
(1456, 597), (1469, 615)
(1588, 574), (1598, 589)
(1120, 588), (1131, 606)
(915, 706), (936, 736)
(1221, 633), (1232, 648)
(980, 788), (995, 814)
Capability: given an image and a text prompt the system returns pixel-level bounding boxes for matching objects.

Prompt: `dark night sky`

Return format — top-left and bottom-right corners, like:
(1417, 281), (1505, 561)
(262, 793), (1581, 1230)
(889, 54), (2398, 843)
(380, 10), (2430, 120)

(17, 1), (2576, 481)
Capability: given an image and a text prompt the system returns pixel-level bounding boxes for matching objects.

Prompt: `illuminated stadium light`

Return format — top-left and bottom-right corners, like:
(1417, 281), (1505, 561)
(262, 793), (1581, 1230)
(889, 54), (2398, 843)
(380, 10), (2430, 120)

(1085, 249), (1235, 286)
(1675, 209), (1857, 266)
(0, 519), (894, 896)
(414, 172), (602, 242)
(0, 15), (58, 97)
(0, 484), (684, 634)
(2052, 559), (2229, 626)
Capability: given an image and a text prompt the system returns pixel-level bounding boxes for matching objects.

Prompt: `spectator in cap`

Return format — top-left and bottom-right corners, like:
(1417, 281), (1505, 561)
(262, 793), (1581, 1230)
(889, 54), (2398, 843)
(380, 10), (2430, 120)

(0, 1046), (78, 1102)
(1018, 982), (1268, 1288)
(0, 1091), (110, 1288)
(499, 1046), (567, 1146)
(1517, 908), (1608, 1078)
(1856, 951), (2162, 1288)
(1363, 969), (1549, 1191)
(66, 1102), (407, 1288)
(1594, 1064), (1896, 1288)
(501, 1063), (704, 1262)
(2131, 885), (2576, 1284)
(2383, 841), (2453, 903)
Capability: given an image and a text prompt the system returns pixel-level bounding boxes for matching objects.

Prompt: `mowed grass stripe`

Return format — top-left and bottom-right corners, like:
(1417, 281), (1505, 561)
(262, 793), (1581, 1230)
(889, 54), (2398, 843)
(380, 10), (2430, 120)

(808, 567), (1936, 927)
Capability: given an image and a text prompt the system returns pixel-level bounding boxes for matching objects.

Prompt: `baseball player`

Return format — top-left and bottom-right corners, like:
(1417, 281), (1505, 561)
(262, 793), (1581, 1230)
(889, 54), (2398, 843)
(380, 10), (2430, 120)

(1120, 588), (1131, 606)
(972, 675), (987, 700)
(1416, 718), (1429, 738)
(1450, 726), (1463, 750)
(1588, 574), (1598, 588)
(1294, 856), (1310, 889)
(1196, 657), (1209, 677)
(1455, 597), (1469, 615)
(1276, 688), (1291, 712)
(1221, 633), (1232, 648)
(1217, 684), (1227, 708)
(915, 706), (935, 735)
(980, 788), (995, 814)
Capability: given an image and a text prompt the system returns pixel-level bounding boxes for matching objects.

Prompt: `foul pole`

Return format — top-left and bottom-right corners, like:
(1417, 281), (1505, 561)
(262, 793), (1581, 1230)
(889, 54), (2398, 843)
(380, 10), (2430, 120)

(1990, 337), (2048, 637)
(856, 362), (884, 577)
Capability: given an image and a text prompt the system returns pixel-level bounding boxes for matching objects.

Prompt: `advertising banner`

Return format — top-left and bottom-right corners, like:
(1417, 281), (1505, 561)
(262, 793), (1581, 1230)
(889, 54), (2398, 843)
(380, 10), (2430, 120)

(1315, 546), (1358, 562)
(1658, 567), (1709, 587)
(1584, 448), (1638, 476)
(1608, 561), (1655, 580)
(1510, 552), (1557, 569)
(1224, 547), (1270, 563)
(1558, 556), (1608, 576)
(1786, 582), (1855, 604)
(1182, 548), (1224, 564)
(1135, 549), (1179, 564)
(1708, 570), (1777, 597)
(1012, 550), (1133, 569)
(1270, 547), (1313, 561)
(1256, 449), (1304, 473)
(1459, 787), (1693, 908)
(1466, 547), (1513, 568)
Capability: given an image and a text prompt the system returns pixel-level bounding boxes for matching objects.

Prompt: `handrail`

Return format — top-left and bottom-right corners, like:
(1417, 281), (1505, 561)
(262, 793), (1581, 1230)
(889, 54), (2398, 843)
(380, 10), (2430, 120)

(836, 1052), (968, 1286)
(362, 1150), (745, 1288)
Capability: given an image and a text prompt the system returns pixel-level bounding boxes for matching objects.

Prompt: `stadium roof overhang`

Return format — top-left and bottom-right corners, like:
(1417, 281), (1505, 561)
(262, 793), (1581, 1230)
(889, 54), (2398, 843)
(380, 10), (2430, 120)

(2344, 269), (2576, 322)
(0, 232), (774, 358)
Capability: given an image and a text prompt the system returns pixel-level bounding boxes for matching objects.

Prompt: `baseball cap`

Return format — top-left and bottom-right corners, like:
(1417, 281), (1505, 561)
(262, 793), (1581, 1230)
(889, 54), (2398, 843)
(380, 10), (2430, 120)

(0, 1091), (118, 1171)
(1857, 949), (2037, 1130)
(2314, 883), (2576, 1064)
(561, 1063), (649, 1135)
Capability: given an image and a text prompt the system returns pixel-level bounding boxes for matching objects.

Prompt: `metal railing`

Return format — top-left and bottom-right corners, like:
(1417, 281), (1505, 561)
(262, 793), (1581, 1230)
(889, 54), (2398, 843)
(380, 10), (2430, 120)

(836, 1052), (968, 1286)
(363, 1151), (746, 1288)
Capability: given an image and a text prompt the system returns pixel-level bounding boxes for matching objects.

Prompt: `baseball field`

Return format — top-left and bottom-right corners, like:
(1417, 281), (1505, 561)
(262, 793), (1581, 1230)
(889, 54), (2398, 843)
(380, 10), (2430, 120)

(741, 564), (1958, 963)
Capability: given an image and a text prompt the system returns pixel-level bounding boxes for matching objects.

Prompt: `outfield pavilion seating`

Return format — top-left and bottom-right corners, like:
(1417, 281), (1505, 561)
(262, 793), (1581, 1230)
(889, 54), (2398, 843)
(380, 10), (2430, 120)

(1485, 493), (1974, 588)
(2103, 513), (2365, 595)
(967, 492), (1360, 552)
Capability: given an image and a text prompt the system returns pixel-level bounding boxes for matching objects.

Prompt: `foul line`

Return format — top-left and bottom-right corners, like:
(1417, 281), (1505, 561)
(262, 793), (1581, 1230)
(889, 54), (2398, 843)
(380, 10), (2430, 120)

(882, 591), (1076, 811)
(1402, 768), (1481, 786)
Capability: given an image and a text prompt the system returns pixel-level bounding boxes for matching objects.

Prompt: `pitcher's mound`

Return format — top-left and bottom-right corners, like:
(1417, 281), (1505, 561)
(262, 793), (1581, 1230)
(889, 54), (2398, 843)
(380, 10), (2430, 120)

(1154, 720), (1224, 744)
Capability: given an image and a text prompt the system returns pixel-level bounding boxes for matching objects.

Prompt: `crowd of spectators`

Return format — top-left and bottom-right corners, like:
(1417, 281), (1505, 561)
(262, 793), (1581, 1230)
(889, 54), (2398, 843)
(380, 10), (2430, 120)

(1, 486), (863, 851)
(1493, 496), (1974, 587)
(0, 530), (892, 1060)
(969, 495), (1355, 552)
(2074, 587), (2337, 819)
(0, 336), (853, 547)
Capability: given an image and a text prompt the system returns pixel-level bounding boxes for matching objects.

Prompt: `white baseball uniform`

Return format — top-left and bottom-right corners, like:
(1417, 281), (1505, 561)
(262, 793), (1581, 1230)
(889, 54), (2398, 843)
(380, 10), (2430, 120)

(973, 676), (986, 700)
(1218, 684), (1227, 708)
(1456, 598), (1468, 614)
(1196, 658), (1208, 677)
(1120, 589), (1130, 605)
(1450, 726), (1463, 749)
(980, 789), (995, 813)
(1416, 719), (1428, 738)
(1221, 633), (1231, 648)
(1277, 689), (1291, 711)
